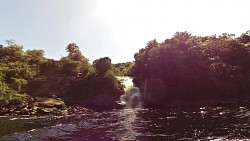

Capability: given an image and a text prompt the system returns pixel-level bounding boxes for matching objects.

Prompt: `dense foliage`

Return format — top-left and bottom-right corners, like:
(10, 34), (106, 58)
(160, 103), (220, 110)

(113, 62), (134, 76)
(68, 57), (124, 101)
(60, 47), (124, 101)
(2, 31), (250, 107)
(60, 43), (93, 77)
(132, 32), (250, 104)
(0, 42), (124, 106)
(0, 42), (45, 106)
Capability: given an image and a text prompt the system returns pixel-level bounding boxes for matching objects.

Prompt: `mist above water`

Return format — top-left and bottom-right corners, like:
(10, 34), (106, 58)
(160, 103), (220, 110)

(117, 76), (143, 108)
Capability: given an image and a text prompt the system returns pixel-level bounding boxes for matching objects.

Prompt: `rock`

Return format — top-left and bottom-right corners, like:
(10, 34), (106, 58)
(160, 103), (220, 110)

(15, 105), (24, 111)
(37, 98), (66, 109)
(9, 108), (15, 113)
(19, 108), (30, 115)
(61, 109), (68, 115)
(27, 105), (33, 109)
(0, 108), (8, 115)
(54, 102), (66, 109)
(37, 107), (54, 114)
(67, 106), (92, 115)
(0, 97), (68, 116)
(26, 96), (34, 104)
(36, 106), (68, 115)
(32, 105), (38, 110)
(30, 111), (36, 115)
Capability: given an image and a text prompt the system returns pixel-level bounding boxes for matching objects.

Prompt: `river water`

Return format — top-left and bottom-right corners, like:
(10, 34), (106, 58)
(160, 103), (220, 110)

(0, 77), (249, 141)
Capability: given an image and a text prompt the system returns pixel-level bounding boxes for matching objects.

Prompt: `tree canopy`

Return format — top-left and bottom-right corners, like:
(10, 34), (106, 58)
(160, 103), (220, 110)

(0, 42), (42, 105)
(2, 31), (250, 107)
(93, 57), (112, 76)
(60, 43), (92, 77)
(132, 31), (250, 105)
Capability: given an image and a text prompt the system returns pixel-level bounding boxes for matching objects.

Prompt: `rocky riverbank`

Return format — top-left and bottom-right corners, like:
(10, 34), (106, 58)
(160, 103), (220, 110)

(0, 93), (124, 116)
(0, 97), (94, 116)
(0, 97), (68, 116)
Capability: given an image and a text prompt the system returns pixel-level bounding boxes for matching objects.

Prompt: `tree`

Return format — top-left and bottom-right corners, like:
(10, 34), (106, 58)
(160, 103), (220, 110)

(61, 43), (91, 77)
(237, 33), (250, 44)
(5, 39), (16, 46)
(0, 42), (38, 106)
(132, 32), (250, 106)
(0, 44), (25, 63)
(93, 57), (112, 75)
(66, 43), (79, 53)
(11, 78), (27, 93)
(25, 49), (45, 65)
(113, 62), (134, 76)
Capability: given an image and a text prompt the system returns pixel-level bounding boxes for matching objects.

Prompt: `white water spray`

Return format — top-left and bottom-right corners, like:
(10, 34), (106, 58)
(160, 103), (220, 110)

(116, 76), (143, 108)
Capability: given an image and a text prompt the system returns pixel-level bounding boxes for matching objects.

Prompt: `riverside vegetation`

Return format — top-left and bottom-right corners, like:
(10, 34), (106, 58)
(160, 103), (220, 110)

(132, 31), (250, 106)
(1, 31), (250, 115)
(0, 42), (123, 115)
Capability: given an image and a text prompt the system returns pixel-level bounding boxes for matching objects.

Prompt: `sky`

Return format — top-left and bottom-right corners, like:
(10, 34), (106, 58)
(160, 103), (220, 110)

(0, 0), (250, 63)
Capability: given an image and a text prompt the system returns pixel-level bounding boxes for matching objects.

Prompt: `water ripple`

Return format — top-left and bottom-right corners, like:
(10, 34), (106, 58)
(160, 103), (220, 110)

(0, 106), (249, 141)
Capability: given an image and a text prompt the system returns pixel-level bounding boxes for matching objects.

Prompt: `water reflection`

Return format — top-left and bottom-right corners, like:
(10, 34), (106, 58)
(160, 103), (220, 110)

(0, 106), (249, 140)
(115, 109), (138, 141)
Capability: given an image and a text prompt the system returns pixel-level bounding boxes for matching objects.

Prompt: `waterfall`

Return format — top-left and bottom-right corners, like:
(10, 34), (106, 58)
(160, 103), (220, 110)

(116, 76), (143, 108)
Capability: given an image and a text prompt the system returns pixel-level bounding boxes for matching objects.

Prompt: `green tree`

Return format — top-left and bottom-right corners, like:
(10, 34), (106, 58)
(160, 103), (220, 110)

(61, 43), (91, 77)
(25, 49), (45, 65)
(132, 32), (250, 106)
(0, 43), (38, 106)
(66, 43), (79, 53)
(93, 57), (112, 76)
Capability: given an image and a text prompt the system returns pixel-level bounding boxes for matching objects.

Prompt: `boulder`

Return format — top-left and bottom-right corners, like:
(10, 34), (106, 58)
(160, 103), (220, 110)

(19, 108), (30, 115)
(37, 98), (66, 109)
(37, 107), (55, 114)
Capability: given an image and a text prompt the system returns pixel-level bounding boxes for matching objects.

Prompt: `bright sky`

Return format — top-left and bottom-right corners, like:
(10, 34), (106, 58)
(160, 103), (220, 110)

(0, 0), (249, 63)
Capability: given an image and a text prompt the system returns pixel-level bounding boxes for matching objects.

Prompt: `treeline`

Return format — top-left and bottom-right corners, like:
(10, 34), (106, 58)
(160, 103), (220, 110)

(2, 31), (250, 107)
(113, 62), (134, 76)
(0, 42), (123, 106)
(0, 40), (45, 105)
(132, 31), (250, 105)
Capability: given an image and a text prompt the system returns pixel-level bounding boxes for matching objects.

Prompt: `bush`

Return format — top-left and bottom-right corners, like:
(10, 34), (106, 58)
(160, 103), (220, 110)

(0, 98), (9, 106)
(8, 93), (27, 105)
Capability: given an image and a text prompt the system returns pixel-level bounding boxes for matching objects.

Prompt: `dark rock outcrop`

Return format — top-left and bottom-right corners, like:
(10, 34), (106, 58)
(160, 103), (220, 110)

(76, 94), (123, 110)
(0, 97), (68, 116)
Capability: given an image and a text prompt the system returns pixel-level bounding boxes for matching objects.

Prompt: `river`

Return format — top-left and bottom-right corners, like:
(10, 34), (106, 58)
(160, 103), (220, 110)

(0, 77), (249, 141)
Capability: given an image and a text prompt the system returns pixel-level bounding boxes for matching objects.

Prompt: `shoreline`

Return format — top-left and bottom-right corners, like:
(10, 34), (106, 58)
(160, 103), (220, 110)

(0, 97), (67, 116)
(0, 97), (249, 116)
(144, 98), (250, 108)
